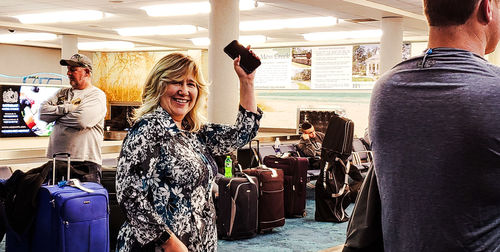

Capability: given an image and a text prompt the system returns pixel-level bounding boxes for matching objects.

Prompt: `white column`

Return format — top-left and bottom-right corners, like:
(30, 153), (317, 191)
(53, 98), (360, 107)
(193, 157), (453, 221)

(208, 0), (239, 124)
(380, 17), (403, 74)
(487, 47), (500, 66)
(61, 35), (78, 74)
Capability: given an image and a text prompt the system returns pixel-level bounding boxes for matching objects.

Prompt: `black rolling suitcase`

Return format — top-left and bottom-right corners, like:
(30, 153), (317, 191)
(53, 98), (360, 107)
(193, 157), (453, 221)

(315, 115), (355, 223)
(263, 156), (308, 218)
(101, 167), (126, 251)
(215, 171), (259, 240)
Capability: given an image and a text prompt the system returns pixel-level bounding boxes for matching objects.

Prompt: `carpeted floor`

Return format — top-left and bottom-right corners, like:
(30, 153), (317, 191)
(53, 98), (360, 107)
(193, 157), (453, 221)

(0, 184), (352, 252)
(218, 185), (353, 252)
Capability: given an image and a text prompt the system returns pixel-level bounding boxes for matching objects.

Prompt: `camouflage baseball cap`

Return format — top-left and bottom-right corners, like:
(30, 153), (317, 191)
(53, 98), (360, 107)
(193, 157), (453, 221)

(60, 53), (93, 71)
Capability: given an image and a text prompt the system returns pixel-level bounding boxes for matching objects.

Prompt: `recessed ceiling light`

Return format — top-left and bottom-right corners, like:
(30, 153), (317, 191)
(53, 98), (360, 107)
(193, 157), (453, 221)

(141, 0), (263, 17)
(240, 35), (267, 44)
(115, 25), (198, 36)
(191, 35), (267, 46)
(141, 2), (210, 17)
(240, 17), (337, 31)
(191, 37), (210, 46)
(14, 10), (104, 24)
(0, 32), (57, 42)
(303, 30), (383, 41)
(78, 41), (134, 50)
(240, 0), (264, 10)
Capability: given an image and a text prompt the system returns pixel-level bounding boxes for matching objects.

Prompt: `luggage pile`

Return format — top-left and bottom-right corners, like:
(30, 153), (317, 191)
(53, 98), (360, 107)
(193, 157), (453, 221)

(215, 139), (311, 240)
(5, 153), (110, 252)
(215, 164), (287, 240)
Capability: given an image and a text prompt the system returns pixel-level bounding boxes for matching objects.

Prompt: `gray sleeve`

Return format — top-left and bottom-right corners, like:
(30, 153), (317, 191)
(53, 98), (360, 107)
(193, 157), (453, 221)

(39, 90), (76, 123)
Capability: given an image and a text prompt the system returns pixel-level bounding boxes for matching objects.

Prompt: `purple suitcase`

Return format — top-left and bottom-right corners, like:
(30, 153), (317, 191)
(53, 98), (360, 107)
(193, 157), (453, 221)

(263, 156), (308, 217)
(7, 153), (110, 252)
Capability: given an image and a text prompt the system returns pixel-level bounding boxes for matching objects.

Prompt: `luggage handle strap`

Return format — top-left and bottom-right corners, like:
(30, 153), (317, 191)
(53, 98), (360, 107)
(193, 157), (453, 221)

(52, 152), (71, 186)
(66, 179), (94, 193)
(323, 158), (350, 198)
(262, 167), (278, 178)
(58, 179), (95, 193)
(238, 164), (256, 185)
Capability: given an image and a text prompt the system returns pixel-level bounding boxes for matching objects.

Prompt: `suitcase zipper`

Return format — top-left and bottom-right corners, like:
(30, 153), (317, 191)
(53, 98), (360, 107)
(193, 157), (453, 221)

(230, 182), (254, 236)
(262, 189), (284, 194)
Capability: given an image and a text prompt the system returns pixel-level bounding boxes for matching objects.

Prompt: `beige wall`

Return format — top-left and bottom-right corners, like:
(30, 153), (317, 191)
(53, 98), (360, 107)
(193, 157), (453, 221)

(0, 44), (61, 76)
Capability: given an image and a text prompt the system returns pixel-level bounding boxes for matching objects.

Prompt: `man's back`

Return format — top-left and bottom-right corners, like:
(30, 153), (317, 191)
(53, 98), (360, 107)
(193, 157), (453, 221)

(370, 48), (500, 251)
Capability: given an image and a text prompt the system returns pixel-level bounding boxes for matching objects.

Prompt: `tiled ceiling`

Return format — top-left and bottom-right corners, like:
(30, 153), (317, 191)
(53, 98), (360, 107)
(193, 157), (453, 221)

(0, 0), (429, 51)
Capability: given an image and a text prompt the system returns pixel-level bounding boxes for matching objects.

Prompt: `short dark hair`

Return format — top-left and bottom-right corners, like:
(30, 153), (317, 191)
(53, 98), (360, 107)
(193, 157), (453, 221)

(423, 0), (481, 26)
(301, 122), (312, 131)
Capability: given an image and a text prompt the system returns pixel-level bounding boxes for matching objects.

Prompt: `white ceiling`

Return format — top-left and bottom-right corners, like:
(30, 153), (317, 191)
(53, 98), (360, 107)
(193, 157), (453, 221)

(0, 0), (429, 51)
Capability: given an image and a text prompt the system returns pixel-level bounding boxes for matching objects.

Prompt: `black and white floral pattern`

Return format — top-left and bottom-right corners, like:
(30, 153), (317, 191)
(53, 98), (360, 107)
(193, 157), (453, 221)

(116, 105), (261, 252)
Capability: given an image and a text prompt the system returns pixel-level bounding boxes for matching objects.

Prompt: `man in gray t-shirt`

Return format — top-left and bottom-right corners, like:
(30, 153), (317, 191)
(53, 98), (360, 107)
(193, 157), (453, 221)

(370, 0), (500, 251)
(39, 54), (106, 183)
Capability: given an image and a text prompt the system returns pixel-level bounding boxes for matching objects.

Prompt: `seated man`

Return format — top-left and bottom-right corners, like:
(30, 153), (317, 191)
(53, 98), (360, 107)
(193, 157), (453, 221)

(297, 122), (324, 158)
(297, 122), (324, 170)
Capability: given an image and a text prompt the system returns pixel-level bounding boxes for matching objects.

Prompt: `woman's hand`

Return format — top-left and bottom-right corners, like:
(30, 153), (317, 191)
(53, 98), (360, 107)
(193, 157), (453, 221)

(233, 45), (259, 82)
(234, 45), (259, 114)
(161, 234), (188, 252)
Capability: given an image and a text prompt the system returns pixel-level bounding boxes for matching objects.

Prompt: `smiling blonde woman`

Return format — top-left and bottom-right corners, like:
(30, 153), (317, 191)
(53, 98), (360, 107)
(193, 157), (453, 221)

(116, 52), (262, 252)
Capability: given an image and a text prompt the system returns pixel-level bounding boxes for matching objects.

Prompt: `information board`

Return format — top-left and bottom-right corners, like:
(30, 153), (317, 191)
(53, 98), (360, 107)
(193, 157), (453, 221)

(1, 85), (60, 137)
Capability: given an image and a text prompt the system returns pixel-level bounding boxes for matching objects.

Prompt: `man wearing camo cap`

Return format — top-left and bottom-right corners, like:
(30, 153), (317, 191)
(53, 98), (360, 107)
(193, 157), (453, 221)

(39, 53), (107, 183)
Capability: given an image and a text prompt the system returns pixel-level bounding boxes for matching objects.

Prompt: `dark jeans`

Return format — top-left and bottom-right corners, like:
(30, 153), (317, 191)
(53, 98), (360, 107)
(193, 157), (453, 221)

(49, 160), (102, 183)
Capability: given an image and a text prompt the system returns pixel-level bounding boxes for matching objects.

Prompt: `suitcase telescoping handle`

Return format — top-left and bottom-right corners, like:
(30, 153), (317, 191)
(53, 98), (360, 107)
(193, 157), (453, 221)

(52, 152), (71, 186)
(249, 139), (261, 165)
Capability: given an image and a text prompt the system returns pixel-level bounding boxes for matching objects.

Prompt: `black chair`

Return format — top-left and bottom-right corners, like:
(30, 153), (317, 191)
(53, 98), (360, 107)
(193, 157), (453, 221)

(351, 138), (374, 173)
(258, 145), (277, 161)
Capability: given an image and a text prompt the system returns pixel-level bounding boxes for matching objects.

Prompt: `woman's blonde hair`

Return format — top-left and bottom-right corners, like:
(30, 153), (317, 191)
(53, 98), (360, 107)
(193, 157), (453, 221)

(132, 53), (208, 132)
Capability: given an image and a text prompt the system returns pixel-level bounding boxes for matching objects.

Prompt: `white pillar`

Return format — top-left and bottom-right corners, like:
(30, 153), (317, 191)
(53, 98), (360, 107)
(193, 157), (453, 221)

(380, 17), (403, 74)
(208, 0), (239, 124)
(487, 47), (500, 66)
(61, 35), (78, 74)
